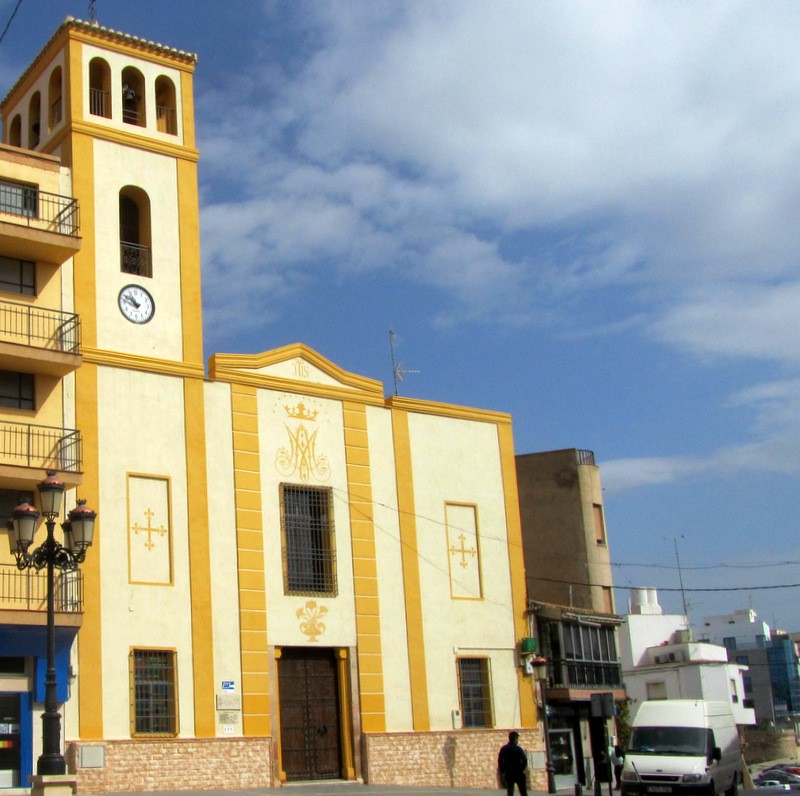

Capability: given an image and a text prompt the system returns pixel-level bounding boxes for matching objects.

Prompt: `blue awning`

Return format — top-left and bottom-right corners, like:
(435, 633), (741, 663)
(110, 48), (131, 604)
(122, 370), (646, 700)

(0, 624), (77, 702)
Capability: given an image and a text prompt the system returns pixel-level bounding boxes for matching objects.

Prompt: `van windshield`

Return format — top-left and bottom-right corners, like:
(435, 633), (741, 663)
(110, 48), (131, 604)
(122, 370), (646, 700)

(628, 726), (709, 756)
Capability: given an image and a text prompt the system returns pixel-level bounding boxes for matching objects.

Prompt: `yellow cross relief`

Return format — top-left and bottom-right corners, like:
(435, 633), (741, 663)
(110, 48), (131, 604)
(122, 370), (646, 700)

(132, 508), (167, 550)
(449, 533), (477, 569)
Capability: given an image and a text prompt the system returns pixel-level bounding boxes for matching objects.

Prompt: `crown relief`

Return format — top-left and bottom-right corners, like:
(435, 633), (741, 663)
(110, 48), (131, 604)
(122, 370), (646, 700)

(283, 402), (318, 421)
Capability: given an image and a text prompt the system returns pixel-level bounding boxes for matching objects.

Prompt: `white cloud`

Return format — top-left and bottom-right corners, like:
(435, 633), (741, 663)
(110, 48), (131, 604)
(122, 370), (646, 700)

(196, 1), (800, 485)
(649, 282), (800, 365)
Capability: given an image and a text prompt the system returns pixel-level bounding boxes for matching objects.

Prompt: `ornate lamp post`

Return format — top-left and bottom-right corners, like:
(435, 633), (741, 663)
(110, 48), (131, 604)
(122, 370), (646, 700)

(7, 471), (96, 776)
(531, 655), (557, 794)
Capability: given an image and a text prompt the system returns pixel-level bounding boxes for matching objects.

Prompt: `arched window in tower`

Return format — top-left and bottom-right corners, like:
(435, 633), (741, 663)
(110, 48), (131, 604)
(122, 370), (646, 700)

(119, 187), (152, 277)
(89, 57), (111, 118)
(121, 67), (146, 127)
(28, 92), (41, 149)
(48, 67), (63, 132)
(155, 76), (177, 135)
(8, 115), (21, 148)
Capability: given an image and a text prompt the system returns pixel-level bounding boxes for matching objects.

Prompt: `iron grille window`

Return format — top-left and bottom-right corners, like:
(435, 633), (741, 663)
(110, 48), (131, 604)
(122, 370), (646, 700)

(0, 257), (34, 295)
(457, 657), (494, 728)
(0, 371), (34, 410)
(131, 649), (177, 735)
(281, 484), (336, 595)
(0, 180), (37, 218)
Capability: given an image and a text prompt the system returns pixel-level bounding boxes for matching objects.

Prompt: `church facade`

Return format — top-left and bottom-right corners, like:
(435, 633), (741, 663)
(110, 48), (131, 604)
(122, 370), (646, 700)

(0, 18), (539, 791)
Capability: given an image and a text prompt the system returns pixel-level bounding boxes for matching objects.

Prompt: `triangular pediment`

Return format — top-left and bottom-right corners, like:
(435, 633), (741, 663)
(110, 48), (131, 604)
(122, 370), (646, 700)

(209, 343), (384, 397)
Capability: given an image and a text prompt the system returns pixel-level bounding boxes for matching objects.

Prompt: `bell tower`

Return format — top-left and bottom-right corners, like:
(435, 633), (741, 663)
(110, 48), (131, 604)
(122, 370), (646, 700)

(0, 18), (215, 744)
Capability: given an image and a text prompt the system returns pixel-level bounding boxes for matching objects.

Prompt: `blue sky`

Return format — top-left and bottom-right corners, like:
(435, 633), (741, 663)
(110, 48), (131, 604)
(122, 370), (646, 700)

(2, 1), (800, 630)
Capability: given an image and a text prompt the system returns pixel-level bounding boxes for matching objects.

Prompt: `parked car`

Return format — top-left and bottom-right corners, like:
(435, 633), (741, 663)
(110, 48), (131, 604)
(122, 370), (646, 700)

(757, 773), (800, 786)
(757, 781), (792, 791)
(766, 767), (800, 778)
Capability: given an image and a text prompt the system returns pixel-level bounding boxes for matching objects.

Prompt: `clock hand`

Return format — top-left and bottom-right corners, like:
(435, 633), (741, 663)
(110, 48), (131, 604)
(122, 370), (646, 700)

(124, 294), (141, 309)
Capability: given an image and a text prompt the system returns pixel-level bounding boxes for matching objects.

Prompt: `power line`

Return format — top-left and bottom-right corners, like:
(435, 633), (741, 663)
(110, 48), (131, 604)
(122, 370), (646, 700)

(534, 575), (800, 593)
(0, 0), (24, 48)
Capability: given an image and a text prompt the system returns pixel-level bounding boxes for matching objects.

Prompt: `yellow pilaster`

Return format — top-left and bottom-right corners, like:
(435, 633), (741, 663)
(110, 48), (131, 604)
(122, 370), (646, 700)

(337, 648), (356, 779)
(184, 376), (215, 735)
(231, 385), (270, 734)
(497, 419), (536, 727)
(69, 122), (103, 737)
(75, 362), (102, 738)
(390, 407), (430, 731)
(343, 402), (386, 733)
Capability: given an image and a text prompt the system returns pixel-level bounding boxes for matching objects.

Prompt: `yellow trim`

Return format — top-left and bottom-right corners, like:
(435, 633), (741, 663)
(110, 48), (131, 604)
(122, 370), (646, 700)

(210, 343), (384, 396)
(70, 121), (103, 737)
(336, 649), (356, 780)
(497, 420), (536, 727)
(82, 347), (205, 378)
(125, 473), (174, 586)
(76, 361), (102, 738)
(342, 401), (386, 733)
(177, 159), (204, 365)
(387, 394), (513, 424)
(232, 384), (270, 736)
(390, 406), (430, 731)
(66, 37), (80, 142)
(445, 502), (483, 601)
(179, 69), (196, 150)
(273, 648), (286, 783)
(213, 369), (386, 407)
(183, 377), (215, 735)
(69, 119), (199, 161)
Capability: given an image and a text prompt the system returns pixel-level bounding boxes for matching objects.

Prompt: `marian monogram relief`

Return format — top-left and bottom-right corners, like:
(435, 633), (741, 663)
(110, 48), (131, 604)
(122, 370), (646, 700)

(275, 402), (331, 484)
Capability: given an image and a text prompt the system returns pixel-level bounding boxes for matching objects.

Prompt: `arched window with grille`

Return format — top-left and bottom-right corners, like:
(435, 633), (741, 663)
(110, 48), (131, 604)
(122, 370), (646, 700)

(89, 57), (111, 118)
(28, 92), (41, 149)
(155, 76), (177, 135)
(119, 187), (152, 277)
(121, 67), (146, 127)
(48, 67), (63, 132)
(8, 115), (21, 148)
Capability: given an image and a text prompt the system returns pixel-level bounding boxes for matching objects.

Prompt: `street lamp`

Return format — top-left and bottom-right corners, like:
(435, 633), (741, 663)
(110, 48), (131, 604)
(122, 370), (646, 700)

(7, 471), (96, 777)
(531, 655), (557, 795)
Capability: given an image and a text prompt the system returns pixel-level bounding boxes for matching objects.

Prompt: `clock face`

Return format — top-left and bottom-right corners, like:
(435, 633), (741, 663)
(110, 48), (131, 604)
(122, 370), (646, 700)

(118, 284), (155, 324)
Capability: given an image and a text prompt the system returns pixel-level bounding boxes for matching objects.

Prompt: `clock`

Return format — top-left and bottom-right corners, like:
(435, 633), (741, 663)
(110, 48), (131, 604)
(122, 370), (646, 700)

(118, 284), (155, 324)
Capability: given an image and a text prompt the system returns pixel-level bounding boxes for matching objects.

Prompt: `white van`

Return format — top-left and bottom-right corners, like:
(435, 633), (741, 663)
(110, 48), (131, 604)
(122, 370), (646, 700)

(621, 700), (742, 796)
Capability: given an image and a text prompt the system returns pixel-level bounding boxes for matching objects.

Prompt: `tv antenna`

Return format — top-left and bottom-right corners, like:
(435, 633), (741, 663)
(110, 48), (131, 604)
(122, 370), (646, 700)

(389, 330), (419, 396)
(673, 535), (688, 619)
(89, 0), (97, 23)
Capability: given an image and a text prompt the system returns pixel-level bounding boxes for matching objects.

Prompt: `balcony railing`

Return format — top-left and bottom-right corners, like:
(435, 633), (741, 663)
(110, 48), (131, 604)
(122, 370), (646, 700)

(0, 181), (79, 237)
(576, 449), (596, 466)
(0, 300), (80, 354)
(548, 658), (622, 690)
(121, 241), (152, 277)
(0, 422), (81, 472)
(0, 565), (82, 612)
(89, 88), (110, 119)
(156, 105), (177, 135)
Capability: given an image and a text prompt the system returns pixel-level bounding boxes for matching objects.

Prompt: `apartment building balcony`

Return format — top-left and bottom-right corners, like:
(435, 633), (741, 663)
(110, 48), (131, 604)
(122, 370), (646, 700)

(0, 565), (82, 628)
(0, 421), (82, 489)
(0, 300), (80, 376)
(545, 658), (626, 702)
(0, 181), (80, 264)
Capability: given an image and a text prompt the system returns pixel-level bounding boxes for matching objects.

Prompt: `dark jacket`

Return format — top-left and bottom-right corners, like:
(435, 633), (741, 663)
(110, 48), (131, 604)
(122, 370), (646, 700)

(499, 742), (528, 778)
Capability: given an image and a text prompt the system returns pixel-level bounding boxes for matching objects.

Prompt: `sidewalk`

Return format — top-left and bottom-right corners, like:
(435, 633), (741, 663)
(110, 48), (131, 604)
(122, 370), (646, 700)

(92, 787), (505, 796)
(89, 784), (566, 796)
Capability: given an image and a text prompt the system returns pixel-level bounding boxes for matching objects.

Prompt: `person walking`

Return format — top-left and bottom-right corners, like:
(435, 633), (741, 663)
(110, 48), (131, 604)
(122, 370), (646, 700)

(499, 730), (528, 796)
(611, 744), (624, 790)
